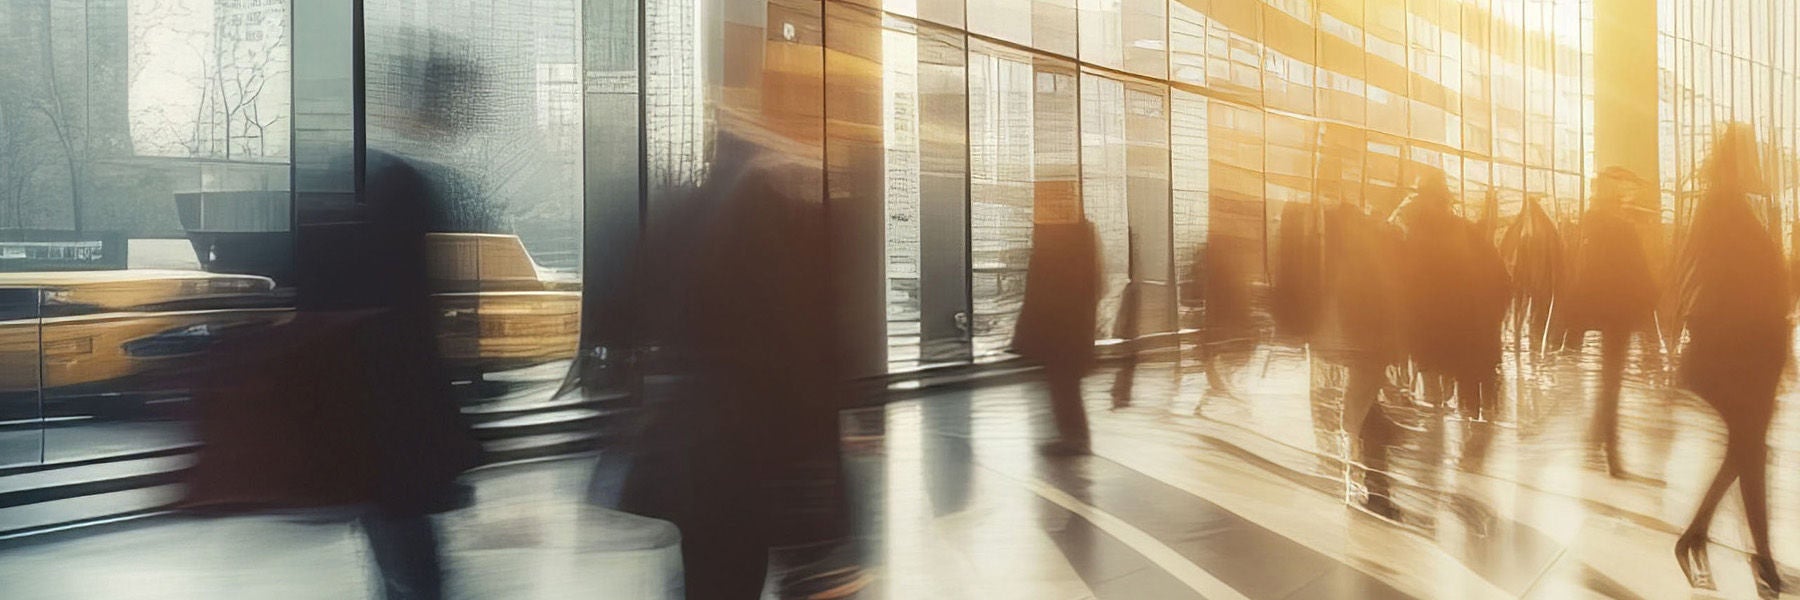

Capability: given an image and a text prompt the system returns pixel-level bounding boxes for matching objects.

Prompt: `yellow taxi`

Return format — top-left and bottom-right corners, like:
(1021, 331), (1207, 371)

(0, 233), (580, 394)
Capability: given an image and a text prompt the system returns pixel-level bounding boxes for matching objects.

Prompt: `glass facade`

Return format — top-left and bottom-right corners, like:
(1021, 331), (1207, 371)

(1658, 0), (1800, 234)
(0, 0), (585, 470)
(761, 0), (1597, 371)
(4, 0), (1800, 467)
(0, 0), (293, 467)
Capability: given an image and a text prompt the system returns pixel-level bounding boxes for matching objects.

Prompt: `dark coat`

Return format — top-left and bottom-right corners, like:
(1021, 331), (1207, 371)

(1564, 204), (1657, 333)
(182, 151), (480, 514)
(1500, 198), (1565, 309)
(1272, 200), (1323, 339)
(180, 312), (379, 510)
(1677, 188), (1791, 407)
(1012, 221), (1101, 372)
(609, 131), (844, 549)
(1395, 197), (1511, 378)
(1316, 203), (1406, 367)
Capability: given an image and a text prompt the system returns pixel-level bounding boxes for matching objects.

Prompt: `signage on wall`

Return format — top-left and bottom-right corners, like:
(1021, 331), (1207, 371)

(0, 231), (128, 272)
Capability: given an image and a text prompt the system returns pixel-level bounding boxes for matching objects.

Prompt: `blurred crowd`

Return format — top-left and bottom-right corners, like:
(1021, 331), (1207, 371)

(153, 47), (1797, 596)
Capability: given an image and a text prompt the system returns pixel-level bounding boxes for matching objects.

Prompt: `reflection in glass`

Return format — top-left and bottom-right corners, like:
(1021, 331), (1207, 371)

(366, 0), (583, 270)
(969, 43), (1036, 357)
(968, 43), (1077, 357)
(1082, 74), (1130, 340)
(1172, 89), (1209, 332)
(1170, 0), (1208, 86)
(1124, 82), (1173, 334)
(0, 289), (42, 468)
(859, 13), (972, 367)
(0, 0), (294, 464)
(968, 0), (1076, 56)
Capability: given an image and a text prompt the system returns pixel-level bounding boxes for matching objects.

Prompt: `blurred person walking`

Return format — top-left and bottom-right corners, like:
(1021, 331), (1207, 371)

(1391, 173), (1510, 468)
(1193, 233), (1259, 394)
(1499, 193), (1565, 352)
(1562, 167), (1658, 477)
(178, 150), (481, 600)
(1014, 214), (1102, 455)
(1671, 125), (1788, 595)
(600, 120), (868, 599)
(1110, 272), (1145, 408)
(180, 49), (485, 600)
(1316, 188), (1409, 520)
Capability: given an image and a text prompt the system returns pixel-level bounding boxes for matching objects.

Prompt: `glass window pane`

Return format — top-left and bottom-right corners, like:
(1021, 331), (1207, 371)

(1172, 90), (1210, 330)
(1081, 73), (1130, 339)
(969, 42), (1078, 357)
(3, 0), (294, 463)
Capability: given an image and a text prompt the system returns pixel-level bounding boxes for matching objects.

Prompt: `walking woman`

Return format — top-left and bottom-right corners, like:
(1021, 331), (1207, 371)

(1673, 125), (1788, 595)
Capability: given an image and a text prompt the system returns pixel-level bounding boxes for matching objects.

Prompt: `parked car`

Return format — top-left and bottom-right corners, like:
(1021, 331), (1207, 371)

(0, 233), (580, 466)
(426, 232), (581, 373)
(0, 269), (290, 394)
(0, 270), (291, 465)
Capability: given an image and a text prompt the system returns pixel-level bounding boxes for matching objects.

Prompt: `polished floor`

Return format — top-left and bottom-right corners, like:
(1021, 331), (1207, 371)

(0, 457), (684, 600)
(3, 333), (1798, 598)
(846, 335), (1800, 599)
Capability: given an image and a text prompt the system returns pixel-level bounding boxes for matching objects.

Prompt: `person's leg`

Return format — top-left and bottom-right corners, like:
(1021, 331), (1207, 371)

(1594, 328), (1629, 475)
(1111, 351), (1138, 407)
(360, 512), (444, 600)
(1732, 428), (1774, 558)
(1455, 374), (1483, 421)
(1341, 361), (1383, 443)
(1047, 368), (1090, 448)
(1725, 404), (1780, 593)
(1344, 362), (1401, 518)
(1677, 441), (1741, 589)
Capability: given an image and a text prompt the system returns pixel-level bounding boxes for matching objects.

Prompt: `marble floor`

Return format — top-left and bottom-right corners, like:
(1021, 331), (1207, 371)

(0, 456), (684, 600)
(4, 333), (1799, 599)
(844, 335), (1800, 599)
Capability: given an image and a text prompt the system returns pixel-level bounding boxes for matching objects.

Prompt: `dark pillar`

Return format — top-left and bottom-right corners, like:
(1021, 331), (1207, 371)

(575, 0), (645, 392)
(823, 2), (889, 379)
(290, 0), (359, 225)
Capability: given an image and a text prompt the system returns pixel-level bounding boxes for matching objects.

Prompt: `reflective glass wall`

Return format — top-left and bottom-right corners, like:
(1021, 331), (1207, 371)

(756, 0), (1594, 374)
(0, 0), (590, 470)
(1657, 0), (1800, 236)
(0, 0), (293, 467)
(365, 0), (585, 376)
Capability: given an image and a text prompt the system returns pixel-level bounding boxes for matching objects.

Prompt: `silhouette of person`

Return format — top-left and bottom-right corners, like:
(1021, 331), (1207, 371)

(178, 48), (483, 600)
(1014, 215), (1101, 455)
(1672, 125), (1787, 595)
(1499, 193), (1564, 352)
(1196, 218), (1259, 393)
(608, 120), (867, 599)
(1564, 167), (1657, 477)
(1317, 191), (1409, 520)
(1109, 235), (1149, 407)
(1272, 198), (1323, 341)
(1392, 172), (1510, 466)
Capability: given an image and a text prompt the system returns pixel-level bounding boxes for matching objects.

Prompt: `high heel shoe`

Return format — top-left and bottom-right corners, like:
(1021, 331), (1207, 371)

(1751, 554), (1780, 598)
(1675, 533), (1715, 590)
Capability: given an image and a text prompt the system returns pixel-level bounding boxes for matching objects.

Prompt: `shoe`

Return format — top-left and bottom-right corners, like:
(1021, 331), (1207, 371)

(782, 565), (876, 599)
(1675, 532), (1716, 590)
(1038, 439), (1092, 456)
(1603, 451), (1626, 479)
(1752, 554), (1781, 598)
(770, 542), (877, 600)
(1358, 493), (1403, 522)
